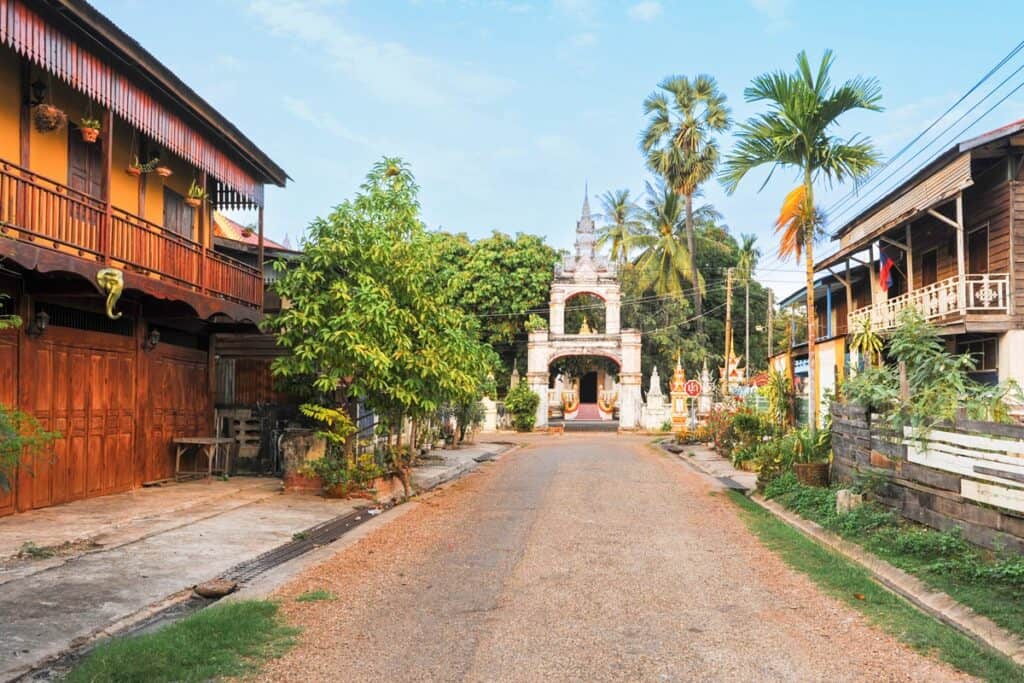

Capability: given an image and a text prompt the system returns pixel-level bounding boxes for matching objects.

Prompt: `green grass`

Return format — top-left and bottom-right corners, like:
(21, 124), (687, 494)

(67, 600), (298, 683)
(295, 589), (335, 602)
(763, 473), (1024, 641)
(729, 491), (1023, 682)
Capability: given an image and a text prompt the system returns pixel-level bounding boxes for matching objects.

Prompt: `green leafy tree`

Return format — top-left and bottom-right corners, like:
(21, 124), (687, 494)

(633, 181), (706, 297)
(596, 189), (643, 265)
(641, 74), (730, 331)
(722, 50), (882, 427)
(265, 158), (496, 496)
(504, 382), (540, 432)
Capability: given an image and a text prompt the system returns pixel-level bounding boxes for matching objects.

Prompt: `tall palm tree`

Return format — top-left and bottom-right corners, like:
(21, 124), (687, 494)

(596, 189), (643, 265)
(633, 181), (704, 297)
(736, 234), (760, 382)
(721, 49), (882, 428)
(641, 74), (730, 331)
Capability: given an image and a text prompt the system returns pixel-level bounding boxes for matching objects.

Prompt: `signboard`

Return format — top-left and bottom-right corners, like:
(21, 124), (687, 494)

(794, 359), (809, 376)
(684, 379), (701, 397)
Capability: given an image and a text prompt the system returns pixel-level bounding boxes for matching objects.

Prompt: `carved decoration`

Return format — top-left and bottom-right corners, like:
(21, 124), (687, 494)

(96, 268), (125, 320)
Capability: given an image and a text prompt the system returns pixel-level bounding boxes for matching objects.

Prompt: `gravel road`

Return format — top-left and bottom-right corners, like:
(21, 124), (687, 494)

(259, 435), (972, 682)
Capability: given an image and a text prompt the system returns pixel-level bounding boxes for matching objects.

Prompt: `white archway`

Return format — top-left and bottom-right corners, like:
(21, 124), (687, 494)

(526, 191), (641, 429)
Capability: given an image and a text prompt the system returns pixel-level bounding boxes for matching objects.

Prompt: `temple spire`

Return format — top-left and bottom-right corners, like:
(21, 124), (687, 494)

(582, 182), (590, 220)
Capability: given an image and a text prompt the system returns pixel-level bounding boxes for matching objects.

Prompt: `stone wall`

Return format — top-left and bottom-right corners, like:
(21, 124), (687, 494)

(831, 404), (1024, 554)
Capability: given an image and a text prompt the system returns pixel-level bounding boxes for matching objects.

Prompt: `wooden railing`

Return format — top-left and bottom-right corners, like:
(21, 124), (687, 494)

(849, 273), (1010, 332)
(0, 159), (261, 308)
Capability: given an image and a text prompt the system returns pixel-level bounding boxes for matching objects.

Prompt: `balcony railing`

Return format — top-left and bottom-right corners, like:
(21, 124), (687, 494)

(848, 273), (1010, 332)
(0, 159), (261, 308)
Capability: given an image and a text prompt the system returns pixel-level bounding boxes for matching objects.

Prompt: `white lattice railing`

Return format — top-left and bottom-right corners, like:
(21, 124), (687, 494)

(848, 273), (1010, 332)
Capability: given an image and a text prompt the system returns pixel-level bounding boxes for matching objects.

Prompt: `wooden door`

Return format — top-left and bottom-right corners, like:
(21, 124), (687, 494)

(68, 128), (103, 199)
(17, 329), (135, 511)
(0, 328), (17, 516)
(968, 227), (989, 274)
(140, 344), (211, 484)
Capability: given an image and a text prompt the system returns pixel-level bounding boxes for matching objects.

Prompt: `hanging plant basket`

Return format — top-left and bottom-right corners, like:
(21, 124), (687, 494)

(125, 165), (142, 177)
(184, 197), (202, 209)
(154, 165), (173, 178)
(79, 126), (100, 143)
(33, 104), (67, 133)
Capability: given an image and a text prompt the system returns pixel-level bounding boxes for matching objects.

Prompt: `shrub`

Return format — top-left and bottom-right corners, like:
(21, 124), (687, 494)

(504, 382), (539, 432)
(1, 404), (60, 492)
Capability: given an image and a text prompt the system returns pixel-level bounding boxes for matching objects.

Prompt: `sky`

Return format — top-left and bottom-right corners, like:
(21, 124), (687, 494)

(95, 0), (1024, 296)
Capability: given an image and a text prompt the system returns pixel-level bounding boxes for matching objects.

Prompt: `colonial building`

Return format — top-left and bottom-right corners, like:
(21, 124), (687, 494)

(0, 0), (287, 514)
(772, 119), (1024, 414)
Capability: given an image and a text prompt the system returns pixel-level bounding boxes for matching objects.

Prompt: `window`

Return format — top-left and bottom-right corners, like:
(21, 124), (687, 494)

(163, 188), (194, 238)
(968, 225), (989, 274)
(921, 249), (937, 287)
(957, 337), (998, 385)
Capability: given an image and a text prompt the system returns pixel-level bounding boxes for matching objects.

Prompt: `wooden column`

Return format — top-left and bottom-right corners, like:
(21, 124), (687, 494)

(956, 192), (967, 309)
(844, 258), (854, 318)
(137, 138), (147, 218)
(101, 109), (114, 263)
(257, 205), (265, 310)
(198, 170), (208, 295)
(905, 222), (915, 291)
(18, 61), (30, 168)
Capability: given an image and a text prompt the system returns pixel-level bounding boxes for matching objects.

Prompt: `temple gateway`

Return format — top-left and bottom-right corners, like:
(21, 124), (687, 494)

(527, 193), (643, 429)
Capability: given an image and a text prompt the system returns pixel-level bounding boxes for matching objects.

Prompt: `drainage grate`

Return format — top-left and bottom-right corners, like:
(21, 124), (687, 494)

(221, 507), (374, 584)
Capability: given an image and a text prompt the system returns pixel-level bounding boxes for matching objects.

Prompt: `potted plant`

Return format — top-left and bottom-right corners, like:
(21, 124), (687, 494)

(154, 163), (173, 178)
(790, 426), (831, 487)
(79, 117), (101, 143)
(33, 103), (67, 133)
(185, 179), (206, 208)
(127, 155), (161, 177)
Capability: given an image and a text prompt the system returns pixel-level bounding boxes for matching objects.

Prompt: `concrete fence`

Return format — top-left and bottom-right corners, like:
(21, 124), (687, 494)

(831, 403), (1024, 553)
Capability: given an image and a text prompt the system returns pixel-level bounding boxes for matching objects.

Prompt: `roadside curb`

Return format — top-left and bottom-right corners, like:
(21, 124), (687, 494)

(749, 494), (1024, 666)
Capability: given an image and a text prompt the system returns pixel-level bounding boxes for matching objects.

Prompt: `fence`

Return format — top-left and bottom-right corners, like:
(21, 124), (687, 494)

(831, 403), (1024, 553)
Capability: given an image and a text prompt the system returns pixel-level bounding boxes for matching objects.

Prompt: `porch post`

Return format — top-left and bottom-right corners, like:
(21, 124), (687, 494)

(844, 258), (853, 322)
(101, 109), (113, 263)
(257, 205), (265, 310)
(956, 192), (966, 311)
(905, 222), (914, 291)
(825, 285), (832, 338)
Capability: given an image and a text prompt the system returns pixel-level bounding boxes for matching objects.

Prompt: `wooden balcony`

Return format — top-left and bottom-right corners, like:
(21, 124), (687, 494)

(0, 159), (261, 309)
(848, 273), (1010, 333)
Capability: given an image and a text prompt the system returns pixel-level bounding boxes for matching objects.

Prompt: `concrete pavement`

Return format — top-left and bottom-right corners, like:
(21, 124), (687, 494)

(260, 433), (970, 682)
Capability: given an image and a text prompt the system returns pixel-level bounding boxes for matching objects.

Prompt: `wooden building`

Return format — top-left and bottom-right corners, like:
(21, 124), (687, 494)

(0, 0), (287, 515)
(771, 119), (1024, 412)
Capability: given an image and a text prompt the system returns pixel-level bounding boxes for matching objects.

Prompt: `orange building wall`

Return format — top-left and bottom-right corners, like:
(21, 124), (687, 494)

(0, 48), (20, 163)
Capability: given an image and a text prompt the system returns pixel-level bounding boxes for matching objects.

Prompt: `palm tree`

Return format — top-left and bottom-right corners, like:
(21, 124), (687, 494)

(736, 234), (760, 382)
(596, 189), (643, 265)
(633, 181), (705, 297)
(721, 50), (882, 428)
(641, 74), (730, 331)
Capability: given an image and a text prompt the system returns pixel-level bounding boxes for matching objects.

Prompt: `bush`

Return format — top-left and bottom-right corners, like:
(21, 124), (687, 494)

(1, 404), (60, 492)
(504, 383), (539, 432)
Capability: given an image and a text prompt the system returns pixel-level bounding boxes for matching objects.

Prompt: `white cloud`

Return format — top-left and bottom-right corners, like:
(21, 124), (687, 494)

(749, 0), (791, 32)
(248, 0), (515, 110)
(627, 1), (662, 22)
(281, 95), (373, 147)
(555, 0), (596, 22)
(568, 31), (598, 48)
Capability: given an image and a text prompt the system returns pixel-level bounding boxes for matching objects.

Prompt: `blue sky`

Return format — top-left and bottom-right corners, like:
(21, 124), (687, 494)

(97, 0), (1024, 294)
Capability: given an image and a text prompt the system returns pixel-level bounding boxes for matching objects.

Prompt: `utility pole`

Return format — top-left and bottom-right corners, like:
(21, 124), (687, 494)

(744, 270), (750, 384)
(767, 288), (774, 362)
(724, 267), (734, 395)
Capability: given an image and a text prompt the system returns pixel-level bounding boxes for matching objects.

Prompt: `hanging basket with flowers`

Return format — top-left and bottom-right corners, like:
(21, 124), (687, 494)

(184, 179), (207, 208)
(126, 155), (160, 177)
(79, 117), (101, 143)
(33, 104), (67, 133)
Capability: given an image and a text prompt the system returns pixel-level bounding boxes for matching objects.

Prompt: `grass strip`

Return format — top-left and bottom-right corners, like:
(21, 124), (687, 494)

(296, 588), (335, 602)
(67, 600), (298, 683)
(729, 491), (1023, 682)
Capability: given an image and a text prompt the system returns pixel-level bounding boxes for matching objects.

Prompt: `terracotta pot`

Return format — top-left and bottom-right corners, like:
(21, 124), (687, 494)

(79, 127), (100, 143)
(155, 166), (172, 178)
(184, 196), (202, 208)
(794, 462), (830, 487)
(125, 166), (142, 177)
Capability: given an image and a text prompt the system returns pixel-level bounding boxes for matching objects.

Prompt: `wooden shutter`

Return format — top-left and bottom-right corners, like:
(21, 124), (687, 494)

(162, 188), (194, 239)
(67, 128), (103, 199)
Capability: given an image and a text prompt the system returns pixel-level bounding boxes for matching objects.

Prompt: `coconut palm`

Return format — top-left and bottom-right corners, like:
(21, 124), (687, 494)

(633, 181), (711, 297)
(641, 74), (730, 331)
(721, 49), (882, 428)
(596, 189), (643, 265)
(736, 234), (760, 382)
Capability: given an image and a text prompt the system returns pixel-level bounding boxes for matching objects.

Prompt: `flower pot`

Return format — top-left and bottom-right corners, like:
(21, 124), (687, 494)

(33, 104), (67, 133)
(155, 166), (172, 178)
(79, 127), (100, 143)
(184, 197), (202, 208)
(794, 462), (829, 487)
(126, 166), (142, 177)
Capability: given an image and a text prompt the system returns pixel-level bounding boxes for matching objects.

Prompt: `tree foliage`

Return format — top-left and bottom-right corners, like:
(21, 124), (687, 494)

(264, 158), (497, 491)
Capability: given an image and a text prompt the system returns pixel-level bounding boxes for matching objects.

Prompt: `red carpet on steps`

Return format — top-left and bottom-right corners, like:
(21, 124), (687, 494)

(575, 403), (600, 420)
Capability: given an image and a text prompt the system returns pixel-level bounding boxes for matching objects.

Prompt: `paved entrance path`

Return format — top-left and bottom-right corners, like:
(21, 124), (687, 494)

(262, 435), (970, 682)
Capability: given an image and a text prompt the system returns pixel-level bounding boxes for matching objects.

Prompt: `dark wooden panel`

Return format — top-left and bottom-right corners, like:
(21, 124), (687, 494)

(0, 329), (17, 516)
